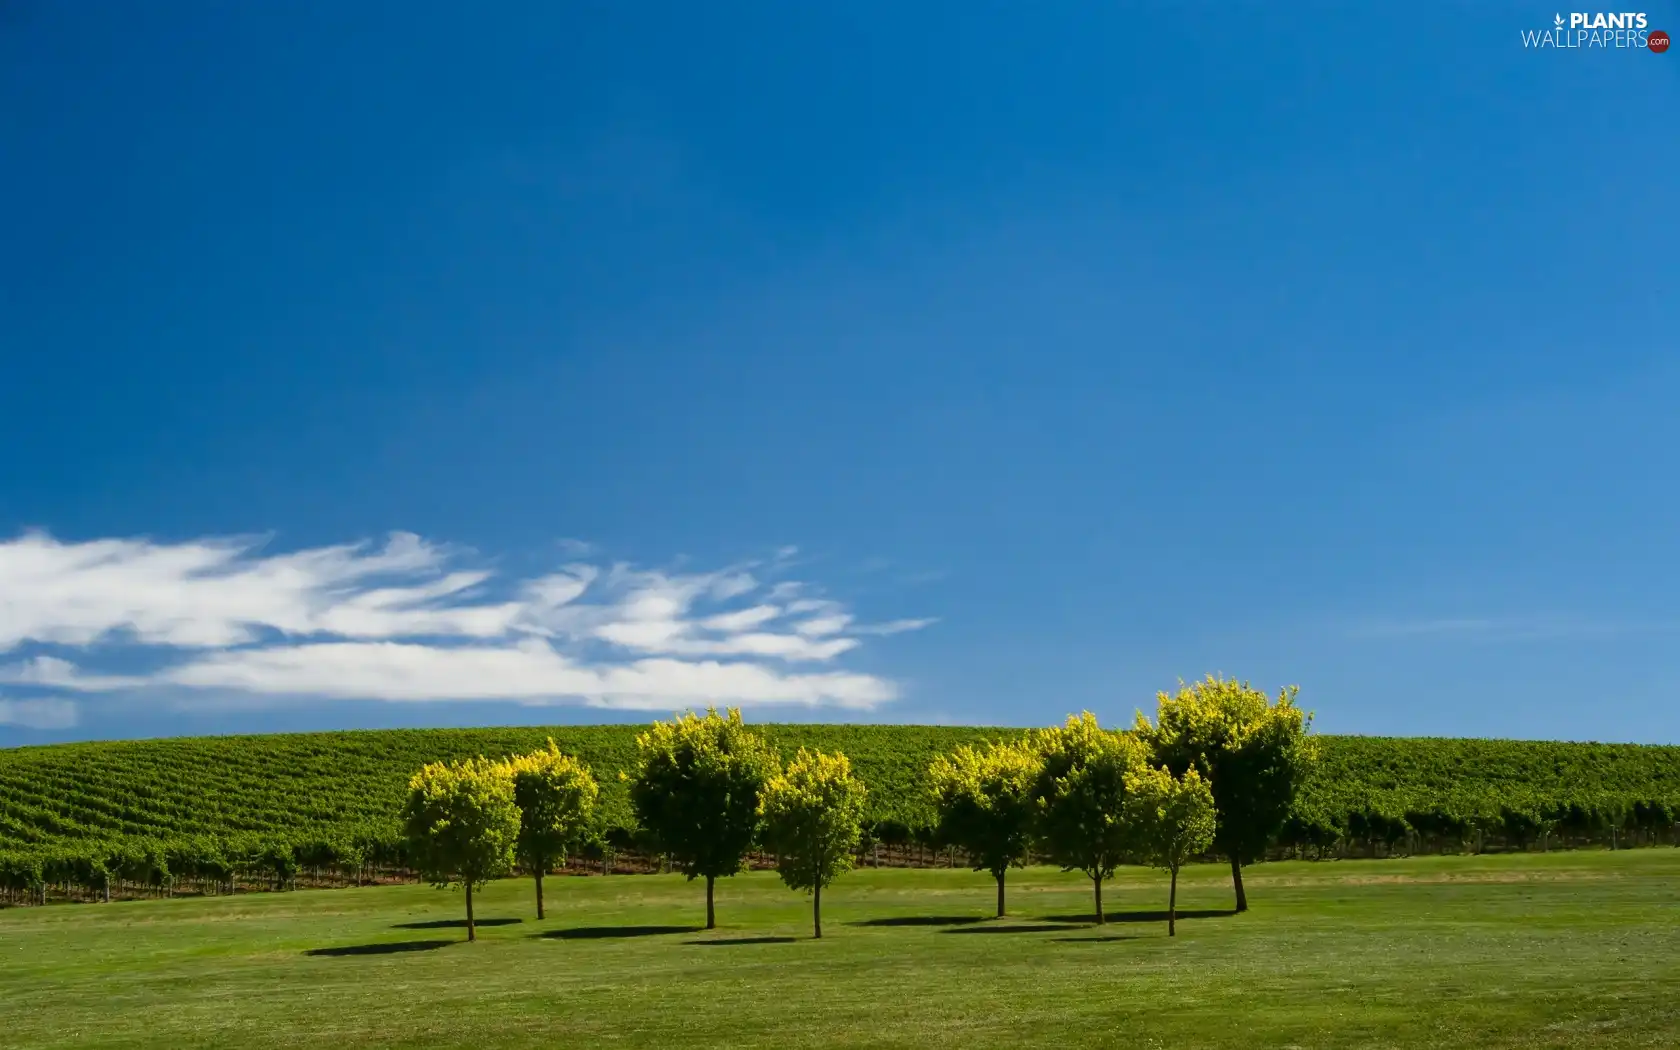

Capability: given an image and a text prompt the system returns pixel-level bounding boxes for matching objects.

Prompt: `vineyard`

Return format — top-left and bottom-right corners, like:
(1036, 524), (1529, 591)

(2, 724), (1678, 904)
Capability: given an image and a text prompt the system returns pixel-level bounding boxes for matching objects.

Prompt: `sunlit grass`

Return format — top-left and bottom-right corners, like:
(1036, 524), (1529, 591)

(3, 849), (1677, 1048)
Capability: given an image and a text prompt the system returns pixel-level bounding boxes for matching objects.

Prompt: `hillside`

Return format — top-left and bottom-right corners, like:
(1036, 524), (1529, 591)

(2, 725), (1678, 862)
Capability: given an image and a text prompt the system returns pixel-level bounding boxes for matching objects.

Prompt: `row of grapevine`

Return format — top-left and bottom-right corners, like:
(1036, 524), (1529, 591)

(2, 726), (1677, 905)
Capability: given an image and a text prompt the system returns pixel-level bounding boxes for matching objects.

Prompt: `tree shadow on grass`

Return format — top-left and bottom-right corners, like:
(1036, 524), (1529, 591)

(1052, 934), (1142, 943)
(941, 923), (1076, 935)
(541, 925), (704, 940)
(849, 915), (986, 928)
(683, 936), (798, 946)
(1042, 909), (1237, 925)
(394, 917), (523, 930)
(306, 939), (452, 957)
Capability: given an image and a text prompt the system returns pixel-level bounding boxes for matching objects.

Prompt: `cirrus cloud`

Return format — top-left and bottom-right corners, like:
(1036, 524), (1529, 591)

(0, 531), (934, 711)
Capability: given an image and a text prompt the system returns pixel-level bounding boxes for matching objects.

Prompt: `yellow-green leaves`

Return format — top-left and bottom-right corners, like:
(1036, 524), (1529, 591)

(759, 748), (868, 896)
(927, 739), (1040, 883)
(501, 740), (598, 919)
(627, 707), (778, 885)
(1027, 713), (1151, 911)
(1137, 674), (1315, 910)
(1124, 765), (1217, 873)
(503, 740), (599, 870)
(401, 756), (520, 892)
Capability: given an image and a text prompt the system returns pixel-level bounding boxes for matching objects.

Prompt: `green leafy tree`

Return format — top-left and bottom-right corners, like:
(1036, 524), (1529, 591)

(626, 708), (779, 929)
(259, 840), (296, 892)
(1029, 712), (1151, 924)
(1137, 674), (1315, 912)
(928, 739), (1041, 917)
(759, 749), (868, 938)
(505, 740), (599, 919)
(1124, 765), (1217, 936)
(401, 756), (520, 941)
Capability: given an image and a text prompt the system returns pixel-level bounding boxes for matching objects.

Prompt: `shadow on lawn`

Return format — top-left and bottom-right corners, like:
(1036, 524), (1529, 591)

(849, 915), (985, 928)
(941, 923), (1077, 935)
(541, 925), (704, 940)
(684, 936), (798, 946)
(306, 939), (452, 957)
(1043, 909), (1237, 925)
(1052, 934), (1142, 943)
(394, 917), (523, 930)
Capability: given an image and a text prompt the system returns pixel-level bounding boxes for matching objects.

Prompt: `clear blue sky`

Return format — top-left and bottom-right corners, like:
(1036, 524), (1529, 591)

(2, 3), (1676, 746)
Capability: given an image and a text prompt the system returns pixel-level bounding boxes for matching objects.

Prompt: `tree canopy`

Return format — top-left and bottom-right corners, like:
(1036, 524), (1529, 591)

(759, 748), (868, 938)
(626, 707), (779, 929)
(927, 738), (1041, 916)
(401, 756), (521, 940)
(1137, 675), (1315, 912)
(505, 741), (599, 920)
(1124, 765), (1217, 936)
(1028, 712), (1151, 924)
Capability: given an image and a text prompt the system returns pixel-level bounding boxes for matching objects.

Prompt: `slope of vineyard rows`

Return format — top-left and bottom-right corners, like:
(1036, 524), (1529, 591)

(2, 726), (1677, 873)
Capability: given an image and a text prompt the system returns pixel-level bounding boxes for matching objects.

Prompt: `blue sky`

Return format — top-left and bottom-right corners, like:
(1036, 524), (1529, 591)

(1, 3), (1676, 746)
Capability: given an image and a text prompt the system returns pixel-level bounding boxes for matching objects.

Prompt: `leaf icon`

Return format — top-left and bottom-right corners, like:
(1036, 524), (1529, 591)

(1554, 13), (1565, 27)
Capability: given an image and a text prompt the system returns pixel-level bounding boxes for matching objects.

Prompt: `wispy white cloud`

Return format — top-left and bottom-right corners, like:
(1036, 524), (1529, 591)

(0, 531), (933, 711)
(852, 617), (939, 636)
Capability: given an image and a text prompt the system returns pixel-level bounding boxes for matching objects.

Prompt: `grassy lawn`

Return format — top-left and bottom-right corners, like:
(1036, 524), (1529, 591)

(3, 850), (1677, 1049)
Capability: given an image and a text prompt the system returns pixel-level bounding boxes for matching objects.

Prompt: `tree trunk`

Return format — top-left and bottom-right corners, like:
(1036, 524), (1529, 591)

(995, 869), (1006, 918)
(465, 882), (476, 942)
(813, 881), (822, 939)
(1168, 865), (1179, 937)
(534, 868), (545, 920)
(706, 874), (716, 930)
(1230, 854), (1248, 913)
(1092, 875), (1105, 925)
(103, 875), (110, 904)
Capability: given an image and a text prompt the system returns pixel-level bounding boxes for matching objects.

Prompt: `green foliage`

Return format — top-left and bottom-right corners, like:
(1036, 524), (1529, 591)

(1139, 675), (1315, 910)
(1028, 713), (1150, 921)
(928, 738), (1040, 915)
(626, 709), (779, 884)
(0, 851), (43, 896)
(503, 741), (598, 918)
(759, 749), (868, 937)
(257, 840), (296, 890)
(1125, 766), (1217, 873)
(761, 749), (868, 894)
(1, 723), (1677, 896)
(505, 740), (599, 871)
(1124, 764), (1217, 936)
(401, 757), (520, 893)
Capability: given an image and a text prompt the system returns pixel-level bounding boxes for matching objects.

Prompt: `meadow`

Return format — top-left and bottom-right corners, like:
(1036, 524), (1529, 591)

(3, 849), (1677, 1049)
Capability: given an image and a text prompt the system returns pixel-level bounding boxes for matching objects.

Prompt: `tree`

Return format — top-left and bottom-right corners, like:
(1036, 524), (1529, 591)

(401, 756), (520, 941)
(1123, 765), (1216, 936)
(759, 749), (867, 938)
(626, 708), (778, 929)
(1137, 675), (1315, 912)
(505, 740), (599, 919)
(259, 840), (296, 892)
(927, 739), (1041, 917)
(1028, 712), (1151, 924)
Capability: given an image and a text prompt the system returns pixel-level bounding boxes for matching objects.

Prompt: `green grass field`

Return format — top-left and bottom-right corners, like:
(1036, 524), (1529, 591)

(4, 850), (1677, 1049)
